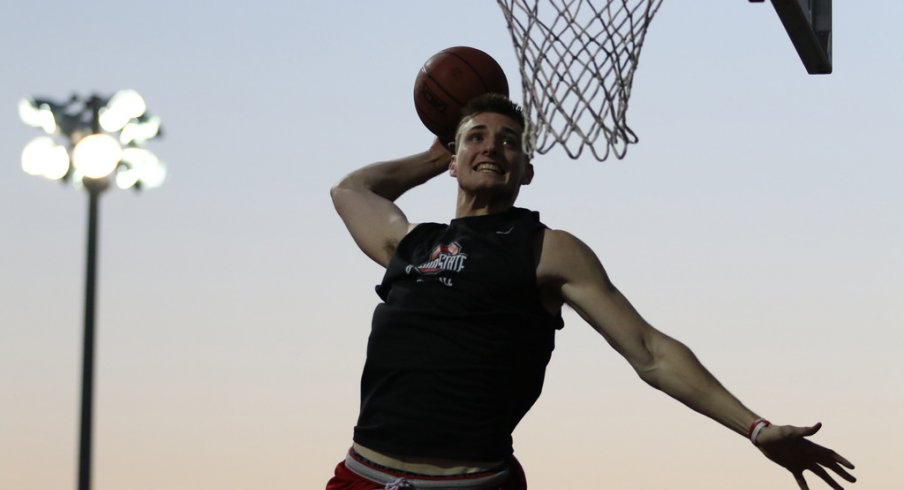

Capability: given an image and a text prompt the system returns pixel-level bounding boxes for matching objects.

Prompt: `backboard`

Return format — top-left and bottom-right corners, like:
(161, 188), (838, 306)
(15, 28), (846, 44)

(750, 0), (832, 74)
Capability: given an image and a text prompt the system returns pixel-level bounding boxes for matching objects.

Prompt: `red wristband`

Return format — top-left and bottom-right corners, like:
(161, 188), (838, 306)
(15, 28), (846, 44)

(747, 418), (770, 446)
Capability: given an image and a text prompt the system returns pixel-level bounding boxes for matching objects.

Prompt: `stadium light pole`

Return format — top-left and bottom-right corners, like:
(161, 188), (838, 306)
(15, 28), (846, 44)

(19, 91), (166, 490)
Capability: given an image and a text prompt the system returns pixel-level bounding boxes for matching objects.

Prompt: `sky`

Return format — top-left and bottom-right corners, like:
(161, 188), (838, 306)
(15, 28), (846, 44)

(0, 1), (901, 489)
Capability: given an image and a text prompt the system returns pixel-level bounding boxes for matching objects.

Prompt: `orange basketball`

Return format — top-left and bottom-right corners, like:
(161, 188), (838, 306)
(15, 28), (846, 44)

(413, 46), (509, 143)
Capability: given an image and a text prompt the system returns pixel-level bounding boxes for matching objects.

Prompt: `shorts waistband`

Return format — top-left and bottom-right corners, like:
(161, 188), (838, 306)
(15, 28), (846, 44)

(344, 448), (510, 490)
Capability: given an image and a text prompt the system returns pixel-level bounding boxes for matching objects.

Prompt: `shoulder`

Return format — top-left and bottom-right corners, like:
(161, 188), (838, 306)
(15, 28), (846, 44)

(538, 228), (601, 279)
(541, 228), (596, 258)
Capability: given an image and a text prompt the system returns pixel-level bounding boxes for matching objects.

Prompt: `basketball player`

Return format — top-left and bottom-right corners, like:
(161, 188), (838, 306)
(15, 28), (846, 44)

(326, 94), (856, 490)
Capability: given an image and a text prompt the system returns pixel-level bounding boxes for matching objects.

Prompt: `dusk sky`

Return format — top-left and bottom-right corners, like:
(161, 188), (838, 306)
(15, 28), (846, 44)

(1, 1), (901, 489)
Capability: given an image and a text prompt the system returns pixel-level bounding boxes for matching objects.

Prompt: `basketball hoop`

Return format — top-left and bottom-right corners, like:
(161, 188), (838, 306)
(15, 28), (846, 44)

(497, 0), (664, 161)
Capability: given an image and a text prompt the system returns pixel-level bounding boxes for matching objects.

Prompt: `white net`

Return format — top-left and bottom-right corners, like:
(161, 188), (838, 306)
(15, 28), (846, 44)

(497, 0), (664, 161)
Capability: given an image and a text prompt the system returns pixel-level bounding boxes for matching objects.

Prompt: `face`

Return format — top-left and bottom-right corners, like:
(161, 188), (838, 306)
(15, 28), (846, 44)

(450, 112), (534, 201)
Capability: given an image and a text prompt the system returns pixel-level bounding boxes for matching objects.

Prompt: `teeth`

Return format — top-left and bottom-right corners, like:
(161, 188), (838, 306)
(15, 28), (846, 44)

(476, 163), (502, 173)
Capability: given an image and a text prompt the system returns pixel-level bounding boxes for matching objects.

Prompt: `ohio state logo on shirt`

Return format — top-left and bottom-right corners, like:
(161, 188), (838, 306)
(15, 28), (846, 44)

(406, 242), (468, 275)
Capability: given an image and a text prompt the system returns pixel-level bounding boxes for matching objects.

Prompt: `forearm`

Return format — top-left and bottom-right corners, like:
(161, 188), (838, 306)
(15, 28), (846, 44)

(639, 333), (758, 437)
(335, 140), (451, 202)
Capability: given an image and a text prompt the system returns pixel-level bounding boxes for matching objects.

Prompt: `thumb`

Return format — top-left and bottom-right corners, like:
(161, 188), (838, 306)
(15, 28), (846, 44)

(794, 422), (822, 438)
(760, 422), (821, 445)
(804, 422), (822, 436)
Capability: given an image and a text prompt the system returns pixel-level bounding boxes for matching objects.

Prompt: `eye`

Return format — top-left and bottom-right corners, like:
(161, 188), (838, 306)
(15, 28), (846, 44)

(467, 133), (483, 143)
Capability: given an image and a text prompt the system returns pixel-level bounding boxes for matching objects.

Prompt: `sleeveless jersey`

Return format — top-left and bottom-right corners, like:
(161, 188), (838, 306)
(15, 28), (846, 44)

(353, 207), (564, 461)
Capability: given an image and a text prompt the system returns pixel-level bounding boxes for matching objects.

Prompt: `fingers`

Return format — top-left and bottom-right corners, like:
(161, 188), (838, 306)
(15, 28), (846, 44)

(811, 440), (856, 479)
(833, 451), (856, 470)
(810, 464), (844, 490)
(794, 472), (810, 490)
(826, 461), (857, 483)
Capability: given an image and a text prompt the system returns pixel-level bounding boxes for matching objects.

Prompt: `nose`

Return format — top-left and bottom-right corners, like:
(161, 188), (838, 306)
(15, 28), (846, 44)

(480, 135), (502, 155)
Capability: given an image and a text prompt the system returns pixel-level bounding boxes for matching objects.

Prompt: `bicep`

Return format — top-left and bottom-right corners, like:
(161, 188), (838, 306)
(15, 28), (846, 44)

(330, 185), (412, 267)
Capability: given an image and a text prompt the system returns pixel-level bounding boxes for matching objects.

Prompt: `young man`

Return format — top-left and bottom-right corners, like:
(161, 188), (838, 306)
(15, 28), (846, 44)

(327, 94), (856, 490)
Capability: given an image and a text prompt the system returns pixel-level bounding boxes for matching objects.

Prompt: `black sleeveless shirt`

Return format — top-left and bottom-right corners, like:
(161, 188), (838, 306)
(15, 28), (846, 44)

(353, 207), (564, 461)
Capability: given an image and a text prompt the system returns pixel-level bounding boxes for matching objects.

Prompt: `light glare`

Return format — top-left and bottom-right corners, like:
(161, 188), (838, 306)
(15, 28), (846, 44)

(99, 107), (129, 132)
(18, 99), (57, 134)
(141, 160), (167, 188)
(72, 134), (122, 178)
(115, 167), (140, 189)
(100, 90), (147, 132)
(21, 136), (69, 180)
(119, 115), (161, 144)
(122, 147), (166, 188)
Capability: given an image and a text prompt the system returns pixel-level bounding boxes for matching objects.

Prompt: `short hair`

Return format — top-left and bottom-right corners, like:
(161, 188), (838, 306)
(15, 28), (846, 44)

(453, 93), (525, 147)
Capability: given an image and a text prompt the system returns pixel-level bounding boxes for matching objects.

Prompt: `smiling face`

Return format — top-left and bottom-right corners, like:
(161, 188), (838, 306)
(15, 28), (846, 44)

(450, 111), (534, 210)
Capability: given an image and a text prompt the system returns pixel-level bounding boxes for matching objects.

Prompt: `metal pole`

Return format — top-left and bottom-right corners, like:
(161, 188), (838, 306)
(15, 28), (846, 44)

(78, 182), (102, 490)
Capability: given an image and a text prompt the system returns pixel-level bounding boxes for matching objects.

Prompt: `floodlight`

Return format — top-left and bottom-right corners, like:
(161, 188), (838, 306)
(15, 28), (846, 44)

(17, 90), (165, 490)
(99, 89), (146, 132)
(119, 115), (161, 145)
(21, 136), (70, 180)
(18, 98), (57, 134)
(72, 133), (123, 179)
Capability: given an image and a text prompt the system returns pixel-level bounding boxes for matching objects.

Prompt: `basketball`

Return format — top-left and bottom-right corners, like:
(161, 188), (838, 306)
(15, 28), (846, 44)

(413, 46), (509, 143)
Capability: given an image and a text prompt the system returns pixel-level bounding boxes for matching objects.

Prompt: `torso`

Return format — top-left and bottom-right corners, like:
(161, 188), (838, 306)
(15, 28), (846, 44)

(353, 245), (562, 476)
(354, 208), (564, 465)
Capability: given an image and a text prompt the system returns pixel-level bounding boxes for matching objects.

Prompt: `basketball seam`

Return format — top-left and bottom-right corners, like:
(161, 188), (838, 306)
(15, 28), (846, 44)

(427, 50), (507, 106)
(416, 68), (457, 136)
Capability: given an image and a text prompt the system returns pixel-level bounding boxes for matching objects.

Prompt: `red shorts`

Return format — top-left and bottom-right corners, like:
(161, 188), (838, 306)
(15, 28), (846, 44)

(325, 448), (528, 490)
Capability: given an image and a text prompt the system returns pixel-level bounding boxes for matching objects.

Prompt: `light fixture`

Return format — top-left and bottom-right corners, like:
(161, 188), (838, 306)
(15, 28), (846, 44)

(99, 89), (147, 132)
(18, 91), (166, 189)
(72, 134), (123, 179)
(18, 98), (58, 134)
(18, 90), (166, 490)
(21, 136), (70, 179)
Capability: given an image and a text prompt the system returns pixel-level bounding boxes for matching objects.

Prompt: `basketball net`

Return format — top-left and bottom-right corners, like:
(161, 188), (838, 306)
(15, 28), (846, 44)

(497, 0), (663, 161)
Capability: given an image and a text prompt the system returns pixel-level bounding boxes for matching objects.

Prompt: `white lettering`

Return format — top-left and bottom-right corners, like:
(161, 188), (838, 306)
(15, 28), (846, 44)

(413, 252), (468, 274)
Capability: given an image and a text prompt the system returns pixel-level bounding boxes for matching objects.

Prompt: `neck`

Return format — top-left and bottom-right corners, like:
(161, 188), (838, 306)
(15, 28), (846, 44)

(455, 190), (517, 218)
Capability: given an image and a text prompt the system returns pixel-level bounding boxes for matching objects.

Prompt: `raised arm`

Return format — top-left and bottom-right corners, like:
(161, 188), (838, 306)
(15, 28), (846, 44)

(537, 228), (855, 489)
(330, 139), (451, 267)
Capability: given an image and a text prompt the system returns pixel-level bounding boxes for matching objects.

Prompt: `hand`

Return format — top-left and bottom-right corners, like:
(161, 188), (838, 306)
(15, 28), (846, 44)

(430, 136), (454, 155)
(756, 422), (856, 490)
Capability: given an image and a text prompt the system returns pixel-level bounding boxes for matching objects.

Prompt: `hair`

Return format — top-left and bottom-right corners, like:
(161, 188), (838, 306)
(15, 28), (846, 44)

(453, 93), (525, 147)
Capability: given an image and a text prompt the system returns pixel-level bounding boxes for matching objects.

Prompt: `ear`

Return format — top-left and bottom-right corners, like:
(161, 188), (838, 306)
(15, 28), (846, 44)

(449, 154), (459, 177)
(521, 161), (534, 185)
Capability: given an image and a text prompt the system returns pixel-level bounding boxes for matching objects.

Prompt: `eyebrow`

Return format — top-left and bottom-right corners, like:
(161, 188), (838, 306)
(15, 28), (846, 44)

(466, 124), (521, 137)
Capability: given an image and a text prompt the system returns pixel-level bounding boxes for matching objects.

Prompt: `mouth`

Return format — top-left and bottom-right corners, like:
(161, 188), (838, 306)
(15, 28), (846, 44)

(474, 162), (504, 174)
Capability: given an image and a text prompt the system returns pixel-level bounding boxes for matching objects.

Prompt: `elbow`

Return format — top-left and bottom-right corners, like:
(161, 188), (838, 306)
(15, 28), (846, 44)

(629, 331), (669, 389)
(330, 173), (362, 202)
(331, 173), (357, 193)
(329, 181), (344, 198)
(329, 183), (343, 207)
(329, 184), (355, 214)
(632, 334), (698, 393)
(635, 358), (662, 390)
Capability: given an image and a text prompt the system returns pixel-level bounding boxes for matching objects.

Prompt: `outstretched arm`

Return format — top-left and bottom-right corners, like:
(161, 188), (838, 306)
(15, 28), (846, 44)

(537, 228), (855, 489)
(330, 139), (451, 267)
